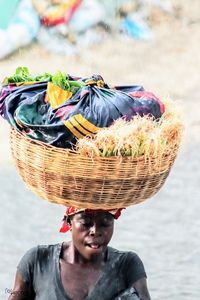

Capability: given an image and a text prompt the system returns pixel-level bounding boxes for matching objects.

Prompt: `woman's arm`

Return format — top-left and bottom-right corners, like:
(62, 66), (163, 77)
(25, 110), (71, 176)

(8, 271), (34, 300)
(133, 277), (151, 300)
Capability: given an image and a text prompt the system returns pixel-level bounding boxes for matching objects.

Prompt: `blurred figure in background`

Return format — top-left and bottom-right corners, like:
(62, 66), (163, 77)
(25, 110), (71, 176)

(0, 0), (40, 60)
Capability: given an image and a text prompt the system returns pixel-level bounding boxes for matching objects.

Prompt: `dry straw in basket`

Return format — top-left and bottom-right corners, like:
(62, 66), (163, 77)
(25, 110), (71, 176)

(76, 99), (182, 161)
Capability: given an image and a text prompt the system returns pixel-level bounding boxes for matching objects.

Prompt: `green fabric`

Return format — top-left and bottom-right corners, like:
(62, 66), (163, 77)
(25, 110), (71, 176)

(0, 0), (20, 29)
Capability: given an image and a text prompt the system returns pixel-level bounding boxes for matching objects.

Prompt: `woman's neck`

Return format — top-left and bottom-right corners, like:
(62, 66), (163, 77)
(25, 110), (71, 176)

(62, 241), (108, 267)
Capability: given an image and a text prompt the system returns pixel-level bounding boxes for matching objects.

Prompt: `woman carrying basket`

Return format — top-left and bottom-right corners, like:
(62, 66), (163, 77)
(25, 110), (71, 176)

(8, 207), (151, 300)
(1, 69), (182, 300)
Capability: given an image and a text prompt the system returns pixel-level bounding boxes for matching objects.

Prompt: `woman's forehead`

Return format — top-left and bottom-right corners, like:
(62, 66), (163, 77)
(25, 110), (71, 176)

(75, 211), (113, 219)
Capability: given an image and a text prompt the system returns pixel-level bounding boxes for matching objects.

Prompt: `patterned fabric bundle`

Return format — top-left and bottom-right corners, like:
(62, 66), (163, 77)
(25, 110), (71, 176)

(0, 73), (165, 149)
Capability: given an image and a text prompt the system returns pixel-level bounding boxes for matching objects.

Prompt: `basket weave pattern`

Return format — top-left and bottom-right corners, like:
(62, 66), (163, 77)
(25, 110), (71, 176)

(10, 128), (178, 209)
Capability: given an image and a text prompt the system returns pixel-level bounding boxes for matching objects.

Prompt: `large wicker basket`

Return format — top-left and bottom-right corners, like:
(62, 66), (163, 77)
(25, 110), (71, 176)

(10, 128), (178, 209)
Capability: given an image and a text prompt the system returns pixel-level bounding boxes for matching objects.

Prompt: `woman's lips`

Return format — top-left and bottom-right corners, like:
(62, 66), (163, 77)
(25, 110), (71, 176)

(89, 244), (100, 249)
(86, 243), (102, 250)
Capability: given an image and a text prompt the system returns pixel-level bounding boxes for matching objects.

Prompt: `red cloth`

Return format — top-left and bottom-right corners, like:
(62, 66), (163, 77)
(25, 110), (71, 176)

(59, 207), (123, 233)
(41, 0), (82, 27)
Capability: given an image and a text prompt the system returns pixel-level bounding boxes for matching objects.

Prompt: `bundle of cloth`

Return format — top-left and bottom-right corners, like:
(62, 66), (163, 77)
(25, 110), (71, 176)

(0, 67), (165, 149)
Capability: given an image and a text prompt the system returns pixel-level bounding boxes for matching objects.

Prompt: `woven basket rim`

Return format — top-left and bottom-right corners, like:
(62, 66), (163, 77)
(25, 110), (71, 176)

(11, 127), (177, 163)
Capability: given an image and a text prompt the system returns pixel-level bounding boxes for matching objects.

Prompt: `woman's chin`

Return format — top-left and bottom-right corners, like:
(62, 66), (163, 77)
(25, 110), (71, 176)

(82, 244), (105, 260)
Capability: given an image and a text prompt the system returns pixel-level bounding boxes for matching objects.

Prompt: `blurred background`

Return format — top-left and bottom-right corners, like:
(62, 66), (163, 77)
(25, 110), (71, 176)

(0, 0), (200, 299)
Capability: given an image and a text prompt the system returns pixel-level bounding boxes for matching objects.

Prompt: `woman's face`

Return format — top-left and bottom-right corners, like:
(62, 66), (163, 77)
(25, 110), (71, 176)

(71, 211), (114, 261)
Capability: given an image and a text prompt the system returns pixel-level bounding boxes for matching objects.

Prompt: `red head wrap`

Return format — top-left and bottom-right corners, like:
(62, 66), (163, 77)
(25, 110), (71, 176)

(59, 207), (124, 233)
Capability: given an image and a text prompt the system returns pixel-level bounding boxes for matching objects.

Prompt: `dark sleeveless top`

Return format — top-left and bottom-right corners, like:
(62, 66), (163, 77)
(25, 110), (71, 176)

(17, 243), (146, 300)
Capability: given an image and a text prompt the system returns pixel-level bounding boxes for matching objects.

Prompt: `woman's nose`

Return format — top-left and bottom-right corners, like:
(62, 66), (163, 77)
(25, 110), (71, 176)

(89, 223), (101, 236)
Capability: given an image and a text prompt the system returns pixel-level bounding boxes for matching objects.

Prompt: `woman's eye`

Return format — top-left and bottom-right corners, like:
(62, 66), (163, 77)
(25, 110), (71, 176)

(101, 221), (112, 227)
(99, 218), (112, 227)
(78, 217), (113, 228)
(80, 221), (93, 227)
